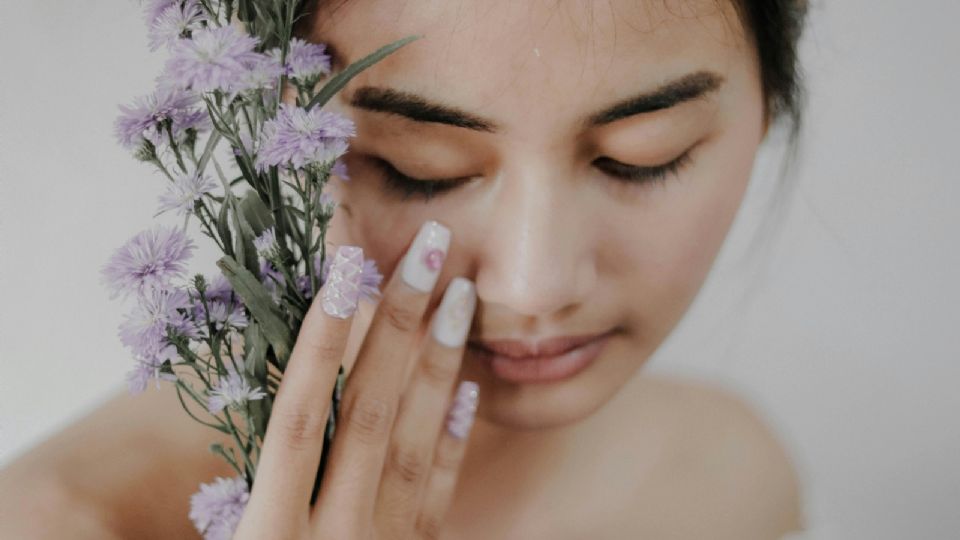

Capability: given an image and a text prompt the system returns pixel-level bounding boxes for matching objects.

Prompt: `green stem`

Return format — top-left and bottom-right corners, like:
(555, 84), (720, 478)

(246, 412), (260, 465)
(211, 445), (244, 476)
(196, 0), (219, 23)
(196, 201), (226, 252)
(165, 125), (188, 174)
(175, 381), (230, 434)
(223, 331), (241, 374)
(299, 169), (318, 298)
(224, 410), (257, 479)
(268, 167), (294, 263)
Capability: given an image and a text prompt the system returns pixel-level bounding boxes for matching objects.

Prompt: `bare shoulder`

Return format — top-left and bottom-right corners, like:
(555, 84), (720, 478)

(630, 375), (806, 539)
(0, 383), (235, 539)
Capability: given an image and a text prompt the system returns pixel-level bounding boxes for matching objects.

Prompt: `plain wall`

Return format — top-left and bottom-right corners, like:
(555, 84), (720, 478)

(1, 1), (958, 538)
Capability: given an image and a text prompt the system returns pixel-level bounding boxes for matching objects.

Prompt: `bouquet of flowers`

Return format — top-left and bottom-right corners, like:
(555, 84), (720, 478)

(100, 1), (419, 537)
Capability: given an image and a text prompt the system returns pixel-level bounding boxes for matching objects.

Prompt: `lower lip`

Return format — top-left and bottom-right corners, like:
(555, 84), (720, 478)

(472, 332), (613, 384)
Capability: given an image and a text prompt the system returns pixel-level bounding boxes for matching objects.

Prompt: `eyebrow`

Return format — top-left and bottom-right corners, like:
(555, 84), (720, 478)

(344, 70), (725, 134)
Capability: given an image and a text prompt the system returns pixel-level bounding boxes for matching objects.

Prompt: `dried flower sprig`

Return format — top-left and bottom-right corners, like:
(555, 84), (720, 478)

(102, 1), (419, 537)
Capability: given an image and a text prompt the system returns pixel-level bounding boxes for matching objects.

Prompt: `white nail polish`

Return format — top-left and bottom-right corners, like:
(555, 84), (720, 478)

(432, 278), (476, 348)
(401, 220), (451, 292)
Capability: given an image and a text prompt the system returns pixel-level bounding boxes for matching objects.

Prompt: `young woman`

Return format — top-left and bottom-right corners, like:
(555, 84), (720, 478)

(0, 0), (809, 538)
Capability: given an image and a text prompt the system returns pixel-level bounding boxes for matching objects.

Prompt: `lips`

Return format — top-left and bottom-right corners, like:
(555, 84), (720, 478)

(468, 330), (614, 359)
(468, 330), (616, 383)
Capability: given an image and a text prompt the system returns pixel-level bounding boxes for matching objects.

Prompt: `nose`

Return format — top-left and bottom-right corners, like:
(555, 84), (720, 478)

(473, 166), (597, 317)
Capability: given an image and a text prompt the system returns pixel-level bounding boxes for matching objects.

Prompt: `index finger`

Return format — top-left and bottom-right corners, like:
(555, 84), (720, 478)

(242, 245), (364, 526)
(313, 220), (451, 528)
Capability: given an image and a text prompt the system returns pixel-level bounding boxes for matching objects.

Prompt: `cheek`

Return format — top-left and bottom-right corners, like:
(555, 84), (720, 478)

(607, 120), (761, 340)
(327, 170), (473, 290)
(325, 185), (410, 282)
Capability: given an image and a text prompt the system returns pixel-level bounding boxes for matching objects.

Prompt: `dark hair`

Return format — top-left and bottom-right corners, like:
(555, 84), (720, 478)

(731, 0), (809, 136)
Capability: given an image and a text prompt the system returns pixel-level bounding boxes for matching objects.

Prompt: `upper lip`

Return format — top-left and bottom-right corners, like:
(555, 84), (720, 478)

(468, 330), (614, 359)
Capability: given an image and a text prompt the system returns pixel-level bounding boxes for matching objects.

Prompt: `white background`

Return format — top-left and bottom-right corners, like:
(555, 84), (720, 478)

(1, 1), (958, 538)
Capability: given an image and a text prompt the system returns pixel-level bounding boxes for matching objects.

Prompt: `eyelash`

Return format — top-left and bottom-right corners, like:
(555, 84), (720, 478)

(375, 160), (472, 202)
(593, 150), (693, 187)
(376, 150), (694, 202)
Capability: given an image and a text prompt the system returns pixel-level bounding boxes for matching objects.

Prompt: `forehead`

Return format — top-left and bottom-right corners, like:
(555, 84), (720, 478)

(306, 0), (750, 133)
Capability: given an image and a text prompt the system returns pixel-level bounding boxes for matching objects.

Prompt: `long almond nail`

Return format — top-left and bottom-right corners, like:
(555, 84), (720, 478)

(446, 380), (479, 439)
(432, 278), (476, 348)
(321, 245), (363, 318)
(401, 220), (451, 292)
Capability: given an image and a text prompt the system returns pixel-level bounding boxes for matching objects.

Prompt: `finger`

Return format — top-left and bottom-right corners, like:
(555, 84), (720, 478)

(313, 220), (452, 530)
(415, 380), (480, 540)
(242, 245), (363, 526)
(374, 277), (477, 535)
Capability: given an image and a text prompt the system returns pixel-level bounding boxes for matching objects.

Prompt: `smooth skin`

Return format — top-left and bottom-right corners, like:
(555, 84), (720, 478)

(0, 0), (805, 538)
(235, 222), (473, 539)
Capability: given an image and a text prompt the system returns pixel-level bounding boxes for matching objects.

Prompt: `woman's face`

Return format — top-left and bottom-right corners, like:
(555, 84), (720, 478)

(307, 0), (766, 431)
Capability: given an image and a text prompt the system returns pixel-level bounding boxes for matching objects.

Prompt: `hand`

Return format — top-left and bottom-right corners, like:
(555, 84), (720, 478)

(233, 219), (480, 539)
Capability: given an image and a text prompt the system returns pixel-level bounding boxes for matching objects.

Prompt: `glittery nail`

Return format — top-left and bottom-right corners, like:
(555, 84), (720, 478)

(321, 245), (363, 319)
(446, 380), (479, 439)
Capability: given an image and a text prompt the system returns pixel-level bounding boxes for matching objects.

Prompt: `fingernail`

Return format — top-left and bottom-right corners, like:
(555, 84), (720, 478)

(432, 278), (476, 348)
(401, 220), (451, 292)
(321, 245), (363, 319)
(446, 380), (479, 439)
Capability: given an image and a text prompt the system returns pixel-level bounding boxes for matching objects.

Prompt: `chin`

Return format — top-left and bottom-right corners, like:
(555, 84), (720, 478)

(460, 334), (643, 432)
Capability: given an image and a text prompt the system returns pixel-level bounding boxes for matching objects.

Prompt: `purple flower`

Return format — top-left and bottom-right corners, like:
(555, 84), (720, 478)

(331, 158), (350, 181)
(157, 171), (218, 216)
(206, 301), (249, 330)
(259, 260), (285, 303)
(203, 272), (236, 303)
(102, 226), (196, 300)
(114, 86), (209, 151)
(118, 287), (192, 358)
(357, 257), (384, 301)
(270, 38), (331, 83)
(255, 103), (355, 172)
(191, 273), (249, 335)
(319, 191), (337, 215)
(169, 307), (204, 340)
(253, 227), (278, 259)
(148, 0), (206, 51)
(207, 363), (266, 414)
(125, 343), (180, 395)
(189, 476), (250, 540)
(229, 53), (284, 96)
(163, 25), (261, 93)
(142, 0), (177, 27)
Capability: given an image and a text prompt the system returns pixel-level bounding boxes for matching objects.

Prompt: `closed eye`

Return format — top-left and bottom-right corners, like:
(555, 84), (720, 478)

(593, 150), (693, 186)
(376, 150), (694, 202)
(375, 159), (472, 202)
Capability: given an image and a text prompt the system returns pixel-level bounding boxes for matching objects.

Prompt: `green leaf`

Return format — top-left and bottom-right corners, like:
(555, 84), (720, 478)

(216, 198), (235, 258)
(287, 206), (305, 220)
(248, 393), (273, 439)
(197, 130), (222, 175)
(243, 320), (269, 383)
(238, 191), (275, 236)
(230, 194), (260, 278)
(217, 255), (292, 362)
(237, 0), (254, 22)
(306, 35), (422, 112)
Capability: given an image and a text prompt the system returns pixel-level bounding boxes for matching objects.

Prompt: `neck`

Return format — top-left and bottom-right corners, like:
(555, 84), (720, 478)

(454, 373), (641, 506)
